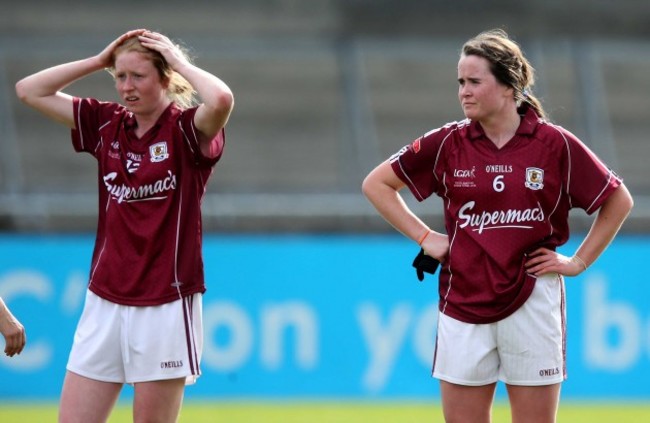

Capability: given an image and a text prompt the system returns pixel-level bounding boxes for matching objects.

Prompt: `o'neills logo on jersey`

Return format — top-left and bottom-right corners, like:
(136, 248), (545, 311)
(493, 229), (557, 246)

(103, 170), (177, 203)
(458, 201), (545, 234)
(485, 164), (513, 173)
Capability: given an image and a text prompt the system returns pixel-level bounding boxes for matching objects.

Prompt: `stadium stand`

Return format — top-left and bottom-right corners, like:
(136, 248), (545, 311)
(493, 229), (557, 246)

(1, 0), (648, 232)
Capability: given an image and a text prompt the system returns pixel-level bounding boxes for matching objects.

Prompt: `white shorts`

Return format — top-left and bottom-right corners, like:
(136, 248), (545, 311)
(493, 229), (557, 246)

(67, 290), (203, 385)
(432, 273), (566, 386)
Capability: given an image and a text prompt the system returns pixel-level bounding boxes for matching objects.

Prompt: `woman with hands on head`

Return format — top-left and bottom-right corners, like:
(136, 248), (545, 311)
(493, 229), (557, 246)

(16, 29), (234, 423)
(362, 29), (633, 422)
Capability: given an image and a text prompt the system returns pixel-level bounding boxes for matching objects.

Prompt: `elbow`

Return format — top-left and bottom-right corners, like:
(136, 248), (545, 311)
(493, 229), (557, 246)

(361, 174), (373, 199)
(606, 184), (634, 221)
(620, 184), (634, 214)
(362, 162), (397, 200)
(625, 193), (634, 215)
(15, 79), (29, 104)
(15, 78), (39, 107)
(204, 90), (234, 123)
(216, 89), (234, 114)
(361, 173), (384, 203)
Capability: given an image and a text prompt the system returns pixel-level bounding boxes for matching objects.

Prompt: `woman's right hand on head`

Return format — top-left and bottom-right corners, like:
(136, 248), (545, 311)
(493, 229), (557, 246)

(96, 29), (147, 68)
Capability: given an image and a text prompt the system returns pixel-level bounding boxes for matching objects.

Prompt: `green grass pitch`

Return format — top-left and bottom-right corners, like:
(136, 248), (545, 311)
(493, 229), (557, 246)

(1, 401), (650, 422)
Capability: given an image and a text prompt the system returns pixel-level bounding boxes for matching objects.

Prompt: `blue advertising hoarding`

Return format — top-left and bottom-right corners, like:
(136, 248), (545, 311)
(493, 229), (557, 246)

(0, 234), (647, 400)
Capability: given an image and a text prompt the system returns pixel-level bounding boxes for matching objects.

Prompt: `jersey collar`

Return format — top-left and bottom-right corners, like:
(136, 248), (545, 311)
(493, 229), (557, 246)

(123, 102), (178, 132)
(466, 105), (541, 140)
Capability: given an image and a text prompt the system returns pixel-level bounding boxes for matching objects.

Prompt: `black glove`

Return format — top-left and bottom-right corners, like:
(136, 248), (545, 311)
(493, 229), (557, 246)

(412, 248), (440, 281)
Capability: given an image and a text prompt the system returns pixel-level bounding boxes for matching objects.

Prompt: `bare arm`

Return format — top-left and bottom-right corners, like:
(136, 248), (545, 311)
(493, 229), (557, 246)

(138, 31), (234, 157)
(0, 297), (26, 357)
(15, 29), (145, 128)
(526, 183), (634, 276)
(362, 160), (449, 261)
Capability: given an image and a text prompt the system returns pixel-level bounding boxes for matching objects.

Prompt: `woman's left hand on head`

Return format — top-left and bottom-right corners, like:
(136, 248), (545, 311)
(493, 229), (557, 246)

(138, 31), (189, 70)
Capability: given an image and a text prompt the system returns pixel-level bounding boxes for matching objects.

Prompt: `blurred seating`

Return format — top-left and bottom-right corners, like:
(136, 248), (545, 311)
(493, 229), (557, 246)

(1, 1), (648, 232)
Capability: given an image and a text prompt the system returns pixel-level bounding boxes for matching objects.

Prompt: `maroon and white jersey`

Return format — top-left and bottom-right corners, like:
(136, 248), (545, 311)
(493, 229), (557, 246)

(390, 106), (621, 324)
(72, 97), (224, 306)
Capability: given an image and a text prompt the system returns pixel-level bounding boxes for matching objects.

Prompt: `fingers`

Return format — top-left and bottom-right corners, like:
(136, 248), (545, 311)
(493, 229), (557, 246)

(138, 32), (171, 54)
(4, 328), (26, 357)
(524, 251), (582, 277)
(118, 29), (145, 41)
(527, 247), (551, 257)
(111, 29), (147, 51)
(17, 328), (26, 355)
(4, 342), (16, 356)
(97, 29), (146, 67)
(138, 30), (172, 46)
(113, 29), (146, 47)
(524, 248), (556, 272)
(420, 232), (450, 262)
(525, 251), (556, 275)
(127, 28), (147, 36)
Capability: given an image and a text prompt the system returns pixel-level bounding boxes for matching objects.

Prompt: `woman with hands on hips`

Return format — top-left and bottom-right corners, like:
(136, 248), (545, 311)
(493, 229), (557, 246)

(362, 29), (633, 423)
(16, 29), (234, 423)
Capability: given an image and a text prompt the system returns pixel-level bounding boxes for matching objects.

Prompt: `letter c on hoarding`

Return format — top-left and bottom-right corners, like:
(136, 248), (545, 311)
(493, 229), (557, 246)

(0, 270), (53, 371)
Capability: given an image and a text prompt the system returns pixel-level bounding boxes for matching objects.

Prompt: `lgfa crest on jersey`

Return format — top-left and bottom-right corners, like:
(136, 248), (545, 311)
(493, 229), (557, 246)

(149, 142), (170, 163)
(525, 167), (544, 190)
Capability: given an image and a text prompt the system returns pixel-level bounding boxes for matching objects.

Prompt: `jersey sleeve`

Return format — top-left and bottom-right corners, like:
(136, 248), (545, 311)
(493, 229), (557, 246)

(178, 107), (226, 167)
(389, 127), (448, 202)
(71, 97), (120, 157)
(561, 127), (622, 214)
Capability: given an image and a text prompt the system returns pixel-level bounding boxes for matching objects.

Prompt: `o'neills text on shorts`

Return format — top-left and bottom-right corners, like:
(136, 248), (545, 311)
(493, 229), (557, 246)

(539, 367), (560, 377)
(160, 360), (183, 369)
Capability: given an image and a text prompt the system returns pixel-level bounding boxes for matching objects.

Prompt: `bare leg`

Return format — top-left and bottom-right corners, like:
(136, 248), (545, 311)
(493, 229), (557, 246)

(59, 371), (122, 423)
(440, 380), (496, 423)
(507, 383), (561, 423)
(133, 378), (186, 423)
